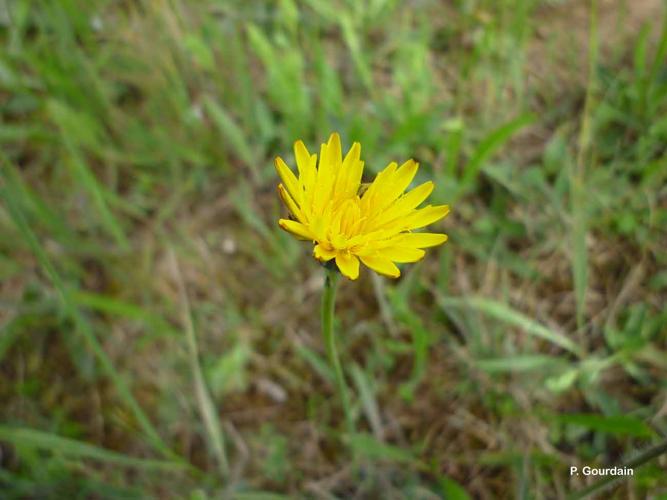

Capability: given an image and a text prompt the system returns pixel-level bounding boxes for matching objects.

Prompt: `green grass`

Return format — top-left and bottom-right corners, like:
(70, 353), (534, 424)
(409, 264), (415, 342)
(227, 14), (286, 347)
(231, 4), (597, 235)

(1, 0), (667, 498)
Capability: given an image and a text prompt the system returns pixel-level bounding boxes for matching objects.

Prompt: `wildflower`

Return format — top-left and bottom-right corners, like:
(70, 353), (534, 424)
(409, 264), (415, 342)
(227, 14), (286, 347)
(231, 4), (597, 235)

(276, 133), (449, 280)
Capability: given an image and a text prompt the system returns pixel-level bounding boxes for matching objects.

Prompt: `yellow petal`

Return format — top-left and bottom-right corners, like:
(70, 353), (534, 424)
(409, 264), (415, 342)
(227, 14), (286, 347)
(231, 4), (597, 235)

(361, 161), (397, 213)
(330, 200), (347, 236)
(278, 184), (306, 223)
(392, 232), (448, 248)
(379, 159), (419, 211)
(334, 141), (362, 199)
(304, 153), (319, 211)
(314, 244), (336, 262)
(327, 132), (342, 170)
(313, 135), (341, 215)
(359, 254), (400, 278)
(275, 157), (301, 203)
(368, 181), (434, 230)
(330, 198), (356, 236)
(346, 227), (395, 249)
(402, 204), (450, 230)
(339, 198), (361, 235)
(294, 140), (316, 192)
(335, 252), (360, 280)
(377, 247), (425, 263)
(278, 219), (314, 240)
(310, 213), (328, 243)
(344, 145), (363, 198)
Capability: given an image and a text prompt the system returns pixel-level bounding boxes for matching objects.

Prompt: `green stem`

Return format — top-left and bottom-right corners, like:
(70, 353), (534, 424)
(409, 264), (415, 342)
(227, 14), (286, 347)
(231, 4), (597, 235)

(322, 269), (354, 435)
(568, 437), (667, 499)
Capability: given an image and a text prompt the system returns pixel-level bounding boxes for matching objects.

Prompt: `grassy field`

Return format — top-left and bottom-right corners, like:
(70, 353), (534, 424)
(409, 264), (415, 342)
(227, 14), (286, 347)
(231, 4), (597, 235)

(1, 0), (667, 498)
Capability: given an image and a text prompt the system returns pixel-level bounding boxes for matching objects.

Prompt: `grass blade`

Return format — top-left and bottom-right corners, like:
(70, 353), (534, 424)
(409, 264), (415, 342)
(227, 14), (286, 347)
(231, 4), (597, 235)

(348, 433), (415, 464)
(476, 355), (567, 373)
(48, 100), (129, 250)
(462, 113), (536, 189)
(0, 160), (174, 460)
(571, 0), (600, 332)
(294, 344), (334, 383)
(0, 427), (187, 471)
(554, 413), (655, 438)
(350, 364), (383, 440)
(167, 249), (229, 478)
(203, 96), (259, 182)
(437, 295), (582, 357)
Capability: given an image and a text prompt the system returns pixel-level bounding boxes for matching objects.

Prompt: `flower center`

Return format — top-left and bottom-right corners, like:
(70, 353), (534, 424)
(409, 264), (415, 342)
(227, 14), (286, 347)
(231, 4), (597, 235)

(326, 196), (365, 250)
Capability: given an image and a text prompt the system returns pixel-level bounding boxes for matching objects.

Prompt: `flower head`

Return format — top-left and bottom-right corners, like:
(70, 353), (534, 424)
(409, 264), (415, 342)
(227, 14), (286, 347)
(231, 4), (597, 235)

(276, 133), (450, 280)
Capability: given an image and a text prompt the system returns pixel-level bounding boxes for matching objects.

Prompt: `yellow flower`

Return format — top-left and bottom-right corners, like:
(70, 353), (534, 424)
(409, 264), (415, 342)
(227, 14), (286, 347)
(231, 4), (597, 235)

(276, 132), (450, 280)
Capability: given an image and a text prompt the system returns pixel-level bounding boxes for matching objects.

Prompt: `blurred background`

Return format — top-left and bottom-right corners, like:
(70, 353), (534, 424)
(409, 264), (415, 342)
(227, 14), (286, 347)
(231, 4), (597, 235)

(1, 0), (666, 498)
